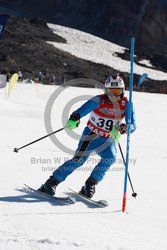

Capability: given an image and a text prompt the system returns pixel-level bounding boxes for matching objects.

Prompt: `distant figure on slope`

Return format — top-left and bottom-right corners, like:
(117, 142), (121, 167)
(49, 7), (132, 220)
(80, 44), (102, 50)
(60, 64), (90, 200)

(18, 70), (23, 82)
(38, 75), (136, 198)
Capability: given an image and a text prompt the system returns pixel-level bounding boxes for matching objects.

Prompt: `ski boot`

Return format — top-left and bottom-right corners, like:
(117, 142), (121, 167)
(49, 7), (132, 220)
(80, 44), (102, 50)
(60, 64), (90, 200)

(38, 176), (59, 196)
(79, 177), (98, 198)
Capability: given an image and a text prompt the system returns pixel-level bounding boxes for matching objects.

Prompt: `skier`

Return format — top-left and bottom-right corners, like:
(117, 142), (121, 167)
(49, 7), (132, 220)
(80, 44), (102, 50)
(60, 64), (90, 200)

(38, 75), (136, 198)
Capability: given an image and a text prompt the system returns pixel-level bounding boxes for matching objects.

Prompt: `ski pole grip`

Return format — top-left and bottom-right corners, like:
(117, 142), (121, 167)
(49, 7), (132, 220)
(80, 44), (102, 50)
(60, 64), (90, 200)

(14, 148), (19, 153)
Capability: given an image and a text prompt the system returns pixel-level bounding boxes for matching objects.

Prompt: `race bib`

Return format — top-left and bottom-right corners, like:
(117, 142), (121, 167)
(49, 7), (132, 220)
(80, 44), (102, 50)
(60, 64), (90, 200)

(87, 111), (122, 138)
(90, 112), (121, 129)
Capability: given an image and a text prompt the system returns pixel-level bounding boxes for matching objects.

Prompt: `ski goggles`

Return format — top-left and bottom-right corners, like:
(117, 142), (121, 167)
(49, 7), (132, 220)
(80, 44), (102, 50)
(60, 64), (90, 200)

(106, 88), (123, 96)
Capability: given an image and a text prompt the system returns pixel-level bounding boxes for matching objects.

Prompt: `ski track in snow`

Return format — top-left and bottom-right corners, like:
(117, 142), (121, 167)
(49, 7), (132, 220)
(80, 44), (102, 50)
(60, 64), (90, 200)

(0, 82), (167, 250)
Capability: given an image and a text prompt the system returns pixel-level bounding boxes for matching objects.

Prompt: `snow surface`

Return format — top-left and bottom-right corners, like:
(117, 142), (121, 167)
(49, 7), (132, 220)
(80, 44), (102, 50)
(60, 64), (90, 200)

(138, 59), (153, 68)
(0, 82), (167, 250)
(47, 23), (167, 81)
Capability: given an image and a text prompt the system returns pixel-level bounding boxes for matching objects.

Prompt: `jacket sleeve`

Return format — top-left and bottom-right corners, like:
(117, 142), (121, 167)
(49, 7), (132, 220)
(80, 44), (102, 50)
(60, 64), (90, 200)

(72, 95), (101, 118)
(125, 100), (136, 133)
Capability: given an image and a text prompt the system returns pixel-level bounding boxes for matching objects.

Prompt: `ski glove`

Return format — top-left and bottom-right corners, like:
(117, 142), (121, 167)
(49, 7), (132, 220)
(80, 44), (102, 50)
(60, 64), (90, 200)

(66, 113), (80, 129)
(118, 123), (128, 134)
(110, 123), (128, 143)
(110, 126), (121, 143)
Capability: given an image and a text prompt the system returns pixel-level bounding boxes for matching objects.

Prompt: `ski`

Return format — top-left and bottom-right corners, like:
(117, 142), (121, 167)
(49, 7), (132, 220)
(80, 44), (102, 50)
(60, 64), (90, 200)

(24, 184), (76, 205)
(69, 188), (108, 208)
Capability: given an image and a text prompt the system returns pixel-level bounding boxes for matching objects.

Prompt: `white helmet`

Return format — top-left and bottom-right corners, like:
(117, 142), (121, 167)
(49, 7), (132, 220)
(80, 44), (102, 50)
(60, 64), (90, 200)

(105, 75), (125, 89)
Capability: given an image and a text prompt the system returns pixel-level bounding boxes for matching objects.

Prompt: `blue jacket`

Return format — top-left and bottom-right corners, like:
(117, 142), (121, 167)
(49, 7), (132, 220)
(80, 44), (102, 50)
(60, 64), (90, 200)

(73, 95), (136, 133)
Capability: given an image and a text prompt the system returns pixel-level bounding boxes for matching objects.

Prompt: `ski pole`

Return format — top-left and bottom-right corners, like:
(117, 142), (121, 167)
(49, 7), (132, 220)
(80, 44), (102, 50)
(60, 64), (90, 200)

(118, 143), (137, 198)
(13, 127), (65, 153)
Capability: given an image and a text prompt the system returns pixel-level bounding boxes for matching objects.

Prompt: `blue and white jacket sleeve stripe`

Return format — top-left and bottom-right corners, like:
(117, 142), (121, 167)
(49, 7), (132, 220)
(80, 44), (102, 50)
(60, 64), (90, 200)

(72, 95), (101, 118)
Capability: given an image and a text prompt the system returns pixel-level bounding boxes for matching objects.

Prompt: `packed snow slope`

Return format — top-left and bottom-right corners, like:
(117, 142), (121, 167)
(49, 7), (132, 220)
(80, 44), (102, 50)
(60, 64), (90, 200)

(0, 82), (167, 250)
(47, 23), (167, 81)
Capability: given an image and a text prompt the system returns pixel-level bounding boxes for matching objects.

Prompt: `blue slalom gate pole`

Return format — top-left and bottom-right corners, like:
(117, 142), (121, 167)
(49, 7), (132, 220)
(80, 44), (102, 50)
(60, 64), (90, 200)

(122, 37), (135, 212)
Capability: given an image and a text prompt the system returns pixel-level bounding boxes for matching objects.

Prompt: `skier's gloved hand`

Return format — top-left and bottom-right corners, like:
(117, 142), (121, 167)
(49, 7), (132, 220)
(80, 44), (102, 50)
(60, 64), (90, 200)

(109, 123), (127, 143)
(118, 123), (128, 134)
(66, 113), (80, 129)
(110, 126), (121, 143)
